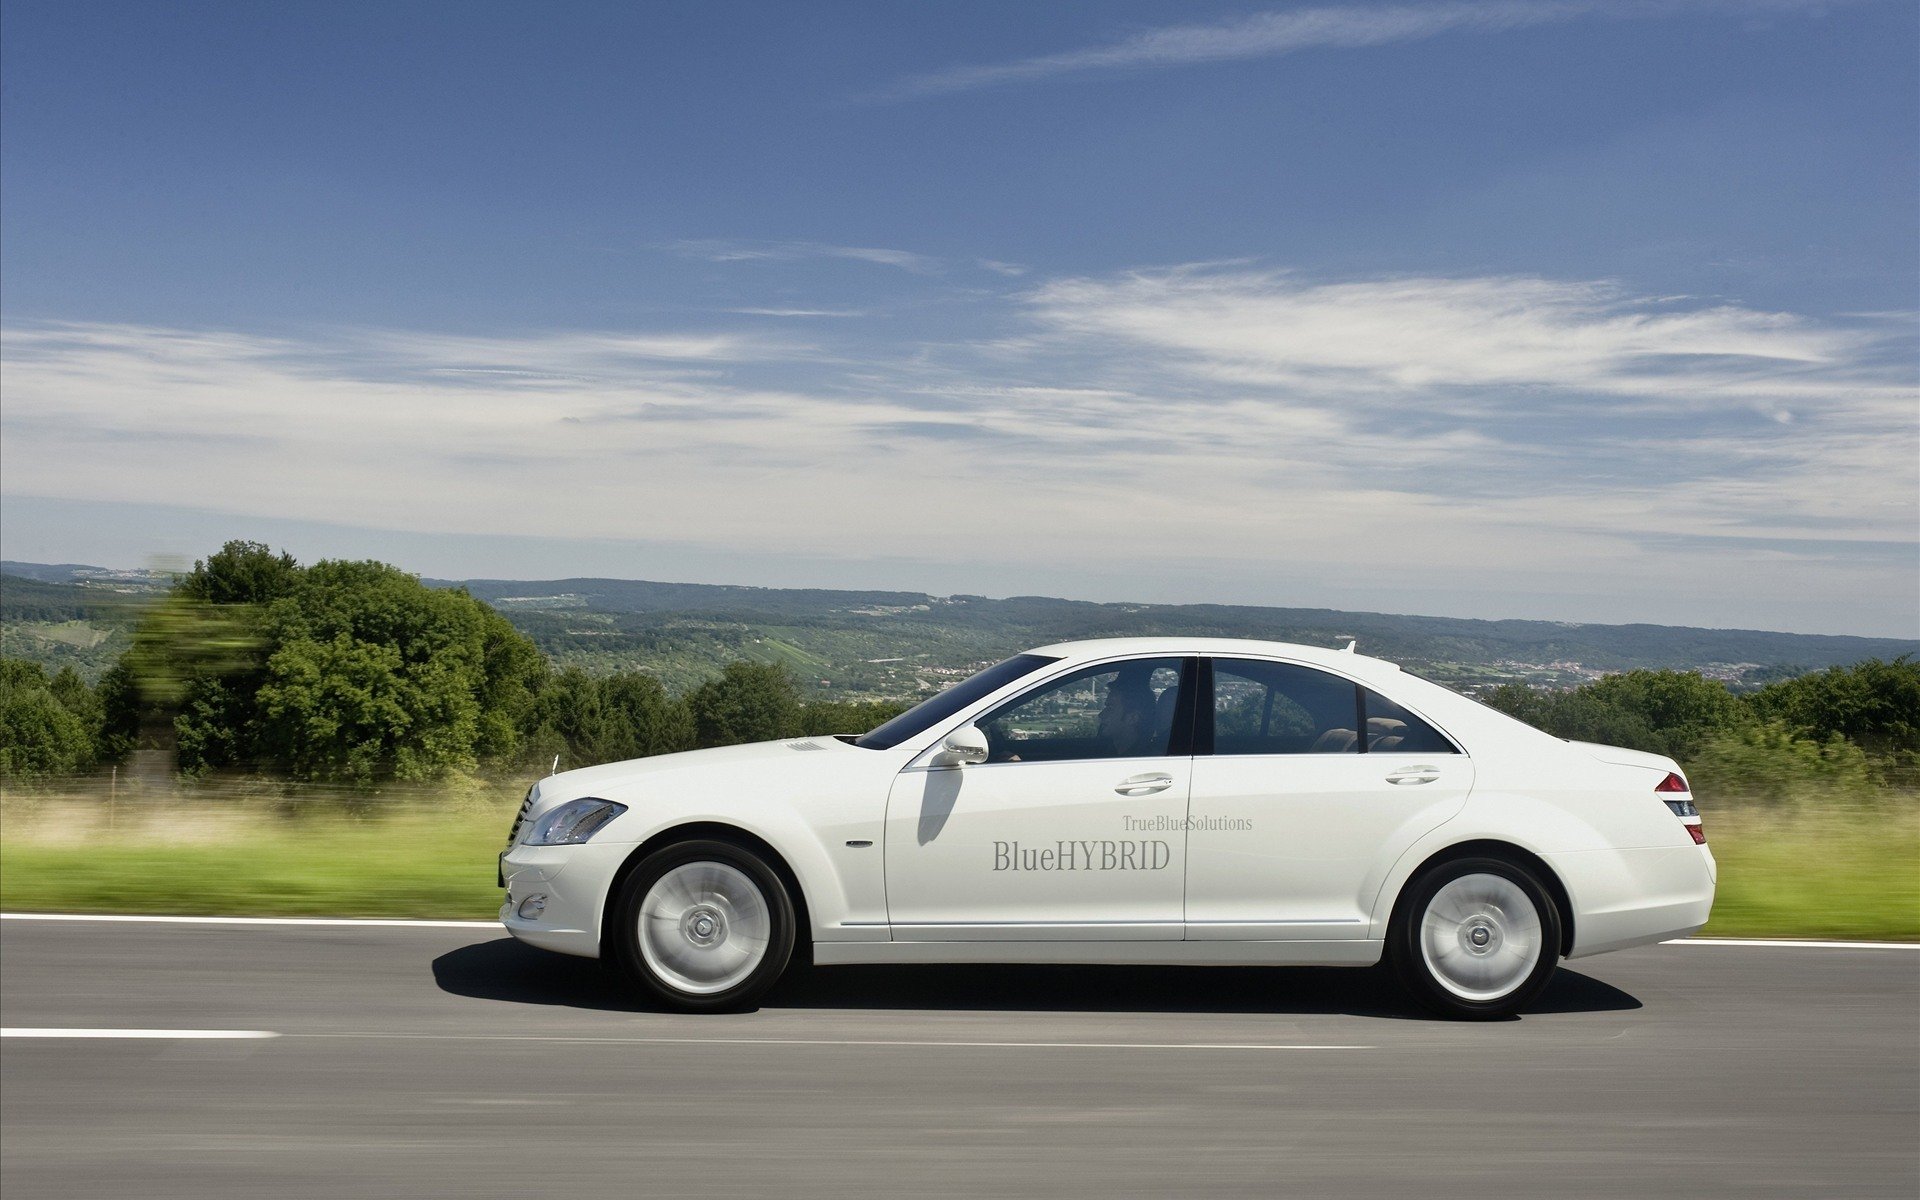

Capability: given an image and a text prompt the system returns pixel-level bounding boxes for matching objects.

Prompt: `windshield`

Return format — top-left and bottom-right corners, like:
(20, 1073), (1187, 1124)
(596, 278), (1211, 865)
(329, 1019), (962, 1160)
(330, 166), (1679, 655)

(854, 653), (1059, 749)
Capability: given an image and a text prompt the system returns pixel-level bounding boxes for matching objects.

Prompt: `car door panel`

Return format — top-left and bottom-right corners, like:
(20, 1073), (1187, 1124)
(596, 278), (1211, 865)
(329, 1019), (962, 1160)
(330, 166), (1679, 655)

(1183, 755), (1472, 940)
(884, 758), (1192, 940)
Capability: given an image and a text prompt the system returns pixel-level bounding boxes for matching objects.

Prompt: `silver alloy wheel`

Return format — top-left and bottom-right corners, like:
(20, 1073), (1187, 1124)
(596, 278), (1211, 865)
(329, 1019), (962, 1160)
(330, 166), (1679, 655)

(1419, 872), (1544, 1002)
(637, 861), (772, 996)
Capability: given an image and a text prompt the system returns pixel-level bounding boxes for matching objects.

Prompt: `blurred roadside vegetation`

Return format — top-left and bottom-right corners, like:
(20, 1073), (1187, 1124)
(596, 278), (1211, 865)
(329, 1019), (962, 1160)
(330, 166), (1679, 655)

(0, 541), (908, 789)
(2, 788), (1910, 939)
(1, 540), (1914, 939)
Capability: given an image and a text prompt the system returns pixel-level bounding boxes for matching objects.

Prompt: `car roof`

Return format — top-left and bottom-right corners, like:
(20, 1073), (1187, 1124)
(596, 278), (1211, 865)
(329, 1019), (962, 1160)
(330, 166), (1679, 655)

(1027, 636), (1403, 677)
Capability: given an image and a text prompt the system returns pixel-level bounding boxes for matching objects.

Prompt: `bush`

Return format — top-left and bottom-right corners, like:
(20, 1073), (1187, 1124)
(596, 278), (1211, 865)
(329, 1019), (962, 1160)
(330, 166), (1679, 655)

(1687, 720), (1881, 807)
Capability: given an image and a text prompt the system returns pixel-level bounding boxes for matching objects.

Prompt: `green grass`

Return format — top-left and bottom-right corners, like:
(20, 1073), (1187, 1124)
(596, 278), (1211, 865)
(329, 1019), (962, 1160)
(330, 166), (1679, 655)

(0, 799), (512, 920)
(1700, 806), (1920, 941)
(1, 794), (1914, 939)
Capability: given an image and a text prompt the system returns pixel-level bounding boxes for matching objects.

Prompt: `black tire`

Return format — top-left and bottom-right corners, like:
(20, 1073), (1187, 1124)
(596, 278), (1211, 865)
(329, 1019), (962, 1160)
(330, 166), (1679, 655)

(1387, 854), (1562, 1020)
(611, 839), (797, 1012)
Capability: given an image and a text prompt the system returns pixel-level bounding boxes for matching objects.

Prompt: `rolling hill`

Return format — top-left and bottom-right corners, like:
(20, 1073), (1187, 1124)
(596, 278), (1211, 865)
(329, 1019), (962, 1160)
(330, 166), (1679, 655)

(5, 563), (1912, 697)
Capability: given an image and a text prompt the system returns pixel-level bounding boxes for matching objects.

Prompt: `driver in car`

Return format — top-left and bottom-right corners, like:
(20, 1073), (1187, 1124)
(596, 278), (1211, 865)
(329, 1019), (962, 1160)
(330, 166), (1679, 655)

(1097, 665), (1163, 757)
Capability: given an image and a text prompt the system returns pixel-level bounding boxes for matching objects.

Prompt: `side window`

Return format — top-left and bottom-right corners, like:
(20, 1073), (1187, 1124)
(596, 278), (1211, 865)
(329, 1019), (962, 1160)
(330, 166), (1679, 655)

(977, 658), (1186, 763)
(1211, 659), (1361, 755)
(1364, 690), (1459, 754)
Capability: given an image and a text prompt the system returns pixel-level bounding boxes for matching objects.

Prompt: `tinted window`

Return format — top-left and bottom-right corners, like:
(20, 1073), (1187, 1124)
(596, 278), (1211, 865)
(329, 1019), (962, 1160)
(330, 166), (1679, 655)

(1210, 659), (1362, 754)
(855, 654), (1058, 750)
(977, 658), (1186, 763)
(1363, 689), (1459, 754)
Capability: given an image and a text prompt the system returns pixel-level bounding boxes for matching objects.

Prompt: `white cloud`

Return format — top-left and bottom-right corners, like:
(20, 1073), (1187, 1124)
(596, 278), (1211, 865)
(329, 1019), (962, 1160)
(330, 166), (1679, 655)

(661, 238), (942, 274)
(726, 307), (870, 318)
(1018, 265), (1917, 553)
(1, 262), (1912, 632)
(881, 1), (1864, 99)
(1023, 266), (1893, 407)
(977, 259), (1030, 277)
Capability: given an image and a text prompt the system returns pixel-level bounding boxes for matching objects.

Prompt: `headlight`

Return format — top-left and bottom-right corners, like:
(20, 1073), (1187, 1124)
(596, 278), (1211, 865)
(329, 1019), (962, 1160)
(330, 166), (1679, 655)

(523, 798), (628, 846)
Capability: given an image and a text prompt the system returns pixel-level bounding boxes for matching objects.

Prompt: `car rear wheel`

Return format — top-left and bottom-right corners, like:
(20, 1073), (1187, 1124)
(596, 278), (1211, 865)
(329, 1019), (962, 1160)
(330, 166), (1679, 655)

(613, 839), (796, 1012)
(1388, 855), (1562, 1020)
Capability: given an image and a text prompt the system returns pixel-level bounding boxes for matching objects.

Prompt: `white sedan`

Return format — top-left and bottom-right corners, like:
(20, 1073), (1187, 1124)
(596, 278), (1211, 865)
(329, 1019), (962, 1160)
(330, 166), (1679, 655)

(499, 638), (1715, 1019)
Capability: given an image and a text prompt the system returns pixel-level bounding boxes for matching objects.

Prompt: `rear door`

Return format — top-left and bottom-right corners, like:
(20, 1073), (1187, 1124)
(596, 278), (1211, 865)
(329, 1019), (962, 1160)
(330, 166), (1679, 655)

(1183, 658), (1473, 941)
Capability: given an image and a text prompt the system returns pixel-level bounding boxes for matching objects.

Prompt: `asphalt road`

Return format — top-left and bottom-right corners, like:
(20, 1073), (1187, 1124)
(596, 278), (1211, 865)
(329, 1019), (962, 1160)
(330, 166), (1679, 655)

(2, 917), (1915, 1199)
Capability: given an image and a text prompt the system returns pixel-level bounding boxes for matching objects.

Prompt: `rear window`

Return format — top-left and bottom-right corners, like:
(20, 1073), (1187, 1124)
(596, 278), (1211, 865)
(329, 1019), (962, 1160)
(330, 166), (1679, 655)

(1363, 689), (1459, 754)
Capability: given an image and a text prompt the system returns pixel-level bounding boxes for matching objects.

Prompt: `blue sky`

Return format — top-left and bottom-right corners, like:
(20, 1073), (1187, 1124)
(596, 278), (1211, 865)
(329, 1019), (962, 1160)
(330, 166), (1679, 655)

(2, 0), (1915, 635)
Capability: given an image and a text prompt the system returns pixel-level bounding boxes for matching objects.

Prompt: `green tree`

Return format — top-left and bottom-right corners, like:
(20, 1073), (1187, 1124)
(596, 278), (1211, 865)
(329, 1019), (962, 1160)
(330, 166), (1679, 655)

(112, 591), (268, 773)
(795, 698), (909, 738)
(177, 541), (301, 607)
(522, 669), (697, 770)
(254, 560), (547, 786)
(163, 541), (305, 773)
(1482, 671), (1745, 760)
(1479, 683), (1551, 728)
(521, 667), (606, 771)
(1568, 670), (1747, 760)
(0, 659), (97, 778)
(1747, 657), (1920, 767)
(46, 666), (102, 743)
(93, 662), (142, 765)
(472, 604), (548, 765)
(687, 661), (802, 747)
(597, 672), (695, 761)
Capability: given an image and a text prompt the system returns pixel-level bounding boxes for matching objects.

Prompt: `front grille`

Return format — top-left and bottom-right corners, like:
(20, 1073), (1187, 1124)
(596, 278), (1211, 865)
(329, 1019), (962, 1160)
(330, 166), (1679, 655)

(506, 787), (535, 847)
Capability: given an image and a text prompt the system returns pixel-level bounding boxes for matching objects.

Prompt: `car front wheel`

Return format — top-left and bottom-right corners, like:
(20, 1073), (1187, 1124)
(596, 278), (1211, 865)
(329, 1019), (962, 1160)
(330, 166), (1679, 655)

(1388, 855), (1562, 1020)
(613, 839), (797, 1012)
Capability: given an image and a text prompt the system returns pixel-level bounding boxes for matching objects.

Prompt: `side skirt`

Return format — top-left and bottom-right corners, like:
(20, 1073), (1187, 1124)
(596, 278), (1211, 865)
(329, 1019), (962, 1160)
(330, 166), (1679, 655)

(812, 939), (1385, 968)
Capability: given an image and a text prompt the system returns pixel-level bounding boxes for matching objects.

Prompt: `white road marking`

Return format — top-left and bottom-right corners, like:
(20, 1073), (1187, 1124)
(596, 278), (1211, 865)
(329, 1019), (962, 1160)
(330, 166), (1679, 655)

(2, 1028), (280, 1039)
(293, 1033), (1370, 1050)
(1660, 937), (1919, 950)
(0, 913), (497, 929)
(1, 914), (1912, 949)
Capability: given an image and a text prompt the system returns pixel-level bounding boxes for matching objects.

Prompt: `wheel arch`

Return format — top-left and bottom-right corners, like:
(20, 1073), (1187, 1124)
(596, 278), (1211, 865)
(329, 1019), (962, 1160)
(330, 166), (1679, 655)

(1383, 839), (1575, 958)
(599, 821), (814, 964)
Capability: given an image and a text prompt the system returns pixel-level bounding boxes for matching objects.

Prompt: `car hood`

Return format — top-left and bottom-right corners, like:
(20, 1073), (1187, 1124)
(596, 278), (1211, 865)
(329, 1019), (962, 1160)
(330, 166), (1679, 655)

(528, 736), (863, 810)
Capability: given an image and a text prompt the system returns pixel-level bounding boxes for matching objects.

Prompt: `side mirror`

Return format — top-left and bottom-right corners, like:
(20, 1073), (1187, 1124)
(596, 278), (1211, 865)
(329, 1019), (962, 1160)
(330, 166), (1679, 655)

(932, 724), (989, 767)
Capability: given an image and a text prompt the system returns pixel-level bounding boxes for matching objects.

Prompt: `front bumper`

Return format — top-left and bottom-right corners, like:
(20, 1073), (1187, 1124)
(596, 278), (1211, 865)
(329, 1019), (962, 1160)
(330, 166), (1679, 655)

(498, 839), (633, 959)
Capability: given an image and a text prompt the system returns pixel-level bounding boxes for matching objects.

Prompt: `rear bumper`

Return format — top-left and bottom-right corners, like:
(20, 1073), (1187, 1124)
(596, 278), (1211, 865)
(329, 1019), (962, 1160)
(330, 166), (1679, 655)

(1553, 843), (1717, 959)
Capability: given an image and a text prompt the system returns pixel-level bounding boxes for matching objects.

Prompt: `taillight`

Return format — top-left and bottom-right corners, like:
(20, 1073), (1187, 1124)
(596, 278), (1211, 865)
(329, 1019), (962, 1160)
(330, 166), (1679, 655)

(1657, 774), (1705, 843)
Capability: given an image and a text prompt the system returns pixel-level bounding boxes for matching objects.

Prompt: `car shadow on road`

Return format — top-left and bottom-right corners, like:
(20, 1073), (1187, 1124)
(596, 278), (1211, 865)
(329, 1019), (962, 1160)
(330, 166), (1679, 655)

(431, 937), (1642, 1021)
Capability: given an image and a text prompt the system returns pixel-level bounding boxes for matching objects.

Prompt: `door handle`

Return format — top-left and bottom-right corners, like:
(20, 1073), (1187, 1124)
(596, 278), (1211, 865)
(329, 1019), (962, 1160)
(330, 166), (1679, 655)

(1386, 766), (1441, 785)
(1115, 772), (1174, 795)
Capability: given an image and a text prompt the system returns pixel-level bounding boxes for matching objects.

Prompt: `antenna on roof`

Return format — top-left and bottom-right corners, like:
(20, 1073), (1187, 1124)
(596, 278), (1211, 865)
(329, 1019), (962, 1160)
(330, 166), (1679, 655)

(1341, 640), (1357, 654)
(550, 754), (561, 776)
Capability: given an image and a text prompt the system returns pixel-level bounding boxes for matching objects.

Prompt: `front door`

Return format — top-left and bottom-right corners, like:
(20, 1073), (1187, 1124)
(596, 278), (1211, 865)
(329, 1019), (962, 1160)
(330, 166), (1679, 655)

(884, 657), (1194, 940)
